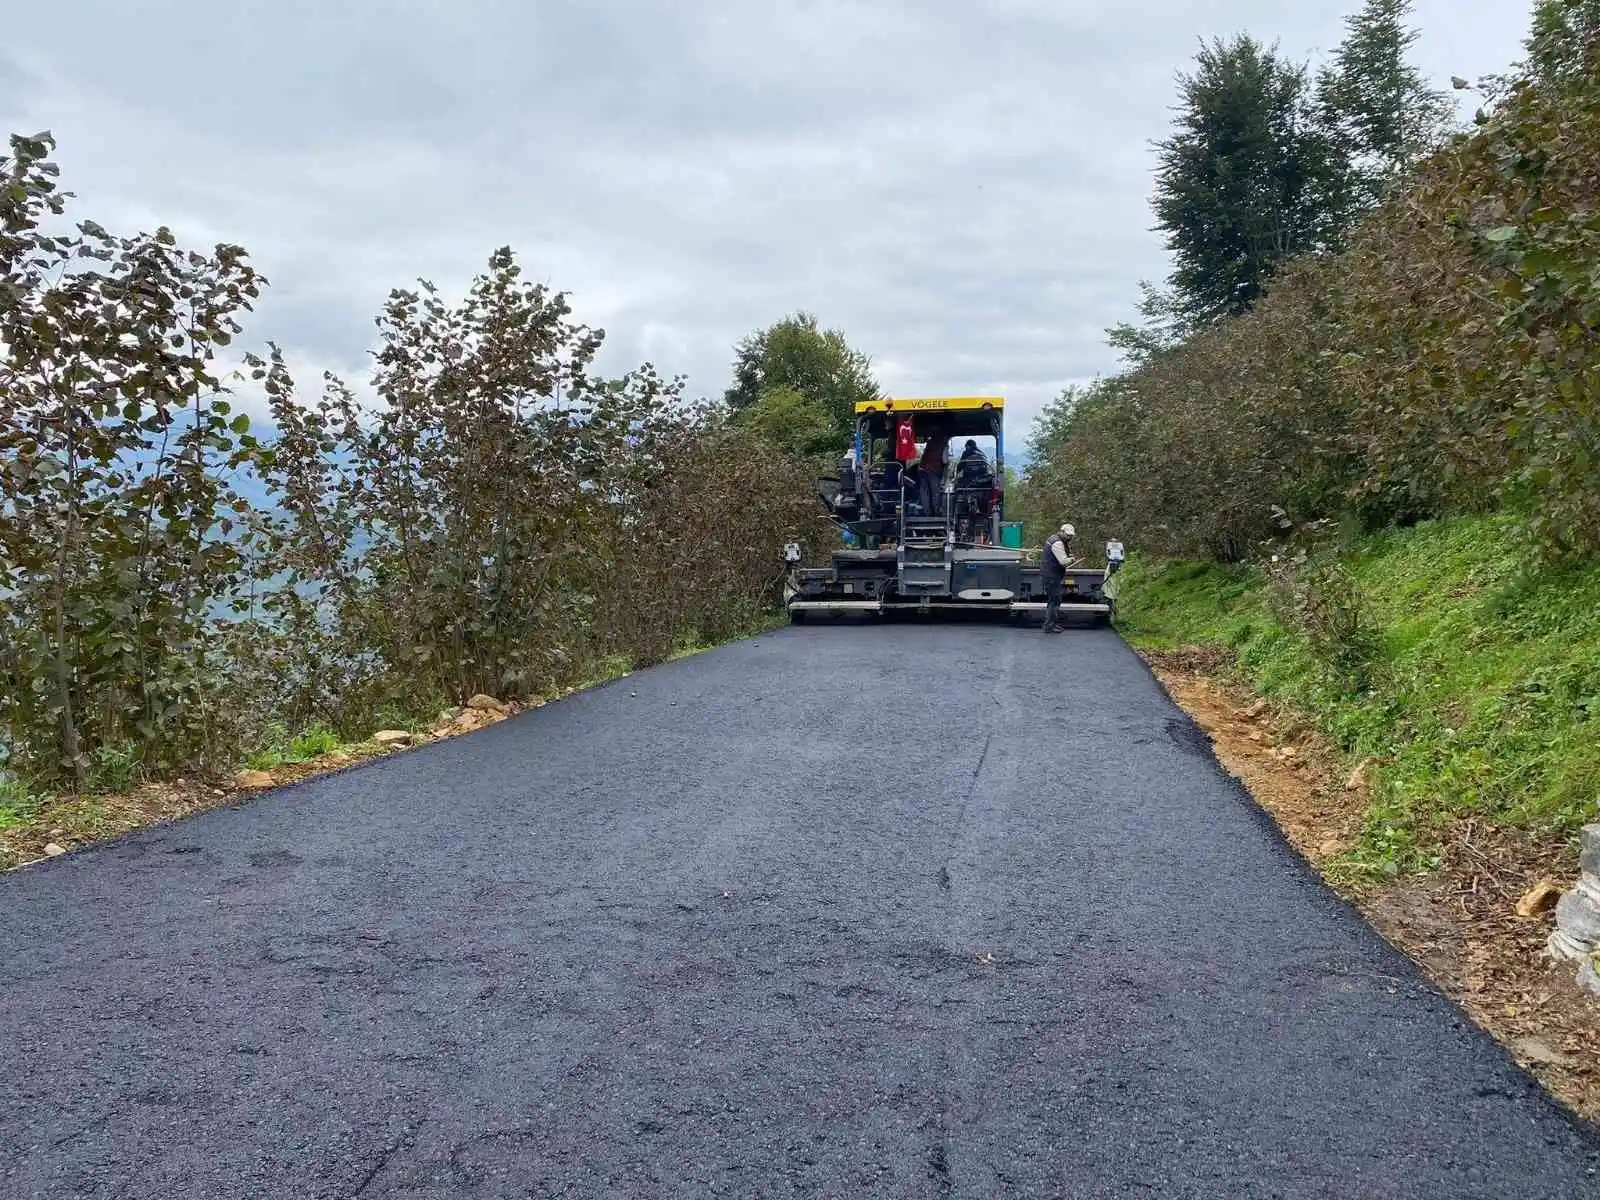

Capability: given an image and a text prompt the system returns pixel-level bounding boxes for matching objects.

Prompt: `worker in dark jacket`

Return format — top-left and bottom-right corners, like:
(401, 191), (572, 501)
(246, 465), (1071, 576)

(957, 439), (987, 478)
(1041, 522), (1076, 633)
(918, 435), (949, 517)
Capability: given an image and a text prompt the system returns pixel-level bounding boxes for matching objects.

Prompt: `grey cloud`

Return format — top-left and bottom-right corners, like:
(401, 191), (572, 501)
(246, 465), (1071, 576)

(2, 0), (1534, 444)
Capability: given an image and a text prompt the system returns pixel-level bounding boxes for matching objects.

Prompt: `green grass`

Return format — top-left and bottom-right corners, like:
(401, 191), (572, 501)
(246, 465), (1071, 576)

(88, 743), (141, 793)
(1118, 514), (1600, 875)
(0, 777), (39, 833)
(245, 723), (348, 771)
(665, 614), (789, 664)
(591, 653), (634, 682)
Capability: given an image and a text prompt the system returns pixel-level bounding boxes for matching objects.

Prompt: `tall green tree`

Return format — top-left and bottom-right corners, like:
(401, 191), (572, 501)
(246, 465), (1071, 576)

(1524, 0), (1600, 84)
(724, 312), (878, 458)
(1151, 36), (1340, 326)
(732, 384), (838, 459)
(1316, 0), (1454, 215)
(1105, 282), (1185, 366)
(1026, 384), (1091, 465)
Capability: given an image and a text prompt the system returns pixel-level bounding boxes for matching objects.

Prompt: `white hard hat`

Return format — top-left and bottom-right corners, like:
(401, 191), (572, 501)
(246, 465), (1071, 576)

(1060, 523), (1076, 537)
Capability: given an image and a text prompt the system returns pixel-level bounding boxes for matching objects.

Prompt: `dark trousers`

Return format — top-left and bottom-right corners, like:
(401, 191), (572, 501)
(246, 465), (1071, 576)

(1044, 575), (1064, 627)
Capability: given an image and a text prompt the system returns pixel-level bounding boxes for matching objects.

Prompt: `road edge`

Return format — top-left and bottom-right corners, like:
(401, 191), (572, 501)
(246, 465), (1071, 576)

(1136, 646), (1600, 1131)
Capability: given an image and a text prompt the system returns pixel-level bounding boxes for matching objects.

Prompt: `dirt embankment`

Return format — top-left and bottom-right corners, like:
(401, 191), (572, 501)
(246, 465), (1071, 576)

(1146, 646), (1600, 1123)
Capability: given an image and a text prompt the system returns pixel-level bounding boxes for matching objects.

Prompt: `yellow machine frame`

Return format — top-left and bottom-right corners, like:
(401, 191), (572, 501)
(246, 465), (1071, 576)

(854, 396), (1006, 415)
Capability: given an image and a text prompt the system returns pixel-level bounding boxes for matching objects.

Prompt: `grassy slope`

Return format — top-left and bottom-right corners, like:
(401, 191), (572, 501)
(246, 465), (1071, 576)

(1118, 514), (1600, 874)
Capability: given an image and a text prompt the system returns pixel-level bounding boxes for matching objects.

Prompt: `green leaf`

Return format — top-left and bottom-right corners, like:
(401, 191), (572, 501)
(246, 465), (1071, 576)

(1519, 248), (1563, 275)
(230, 414), (250, 435)
(1484, 226), (1519, 244)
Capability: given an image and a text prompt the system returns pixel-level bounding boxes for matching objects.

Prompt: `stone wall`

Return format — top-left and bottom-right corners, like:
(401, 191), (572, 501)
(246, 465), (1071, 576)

(1549, 823), (1600, 993)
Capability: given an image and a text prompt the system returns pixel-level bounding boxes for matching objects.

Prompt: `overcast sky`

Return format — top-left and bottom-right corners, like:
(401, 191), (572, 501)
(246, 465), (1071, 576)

(1, 0), (1534, 444)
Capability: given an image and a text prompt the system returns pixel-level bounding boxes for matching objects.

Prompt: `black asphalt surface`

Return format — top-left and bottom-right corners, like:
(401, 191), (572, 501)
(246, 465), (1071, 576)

(4, 623), (1599, 1199)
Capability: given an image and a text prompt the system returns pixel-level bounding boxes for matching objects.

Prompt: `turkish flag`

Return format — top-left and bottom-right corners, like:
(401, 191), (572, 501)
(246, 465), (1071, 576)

(895, 417), (917, 463)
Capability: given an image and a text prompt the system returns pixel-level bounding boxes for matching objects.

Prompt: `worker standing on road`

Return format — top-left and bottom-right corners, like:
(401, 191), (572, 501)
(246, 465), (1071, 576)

(1041, 522), (1075, 634)
(1106, 536), (1125, 575)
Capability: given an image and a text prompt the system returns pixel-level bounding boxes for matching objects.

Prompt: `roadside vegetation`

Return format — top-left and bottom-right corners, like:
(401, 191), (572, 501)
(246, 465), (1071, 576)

(0, 134), (837, 856)
(1025, 0), (1600, 562)
(1020, 0), (1600, 869)
(722, 312), (879, 464)
(1117, 514), (1600, 875)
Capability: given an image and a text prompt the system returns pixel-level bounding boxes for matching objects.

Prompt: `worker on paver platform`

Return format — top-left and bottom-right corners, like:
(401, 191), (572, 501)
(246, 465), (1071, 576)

(919, 435), (949, 516)
(1041, 522), (1075, 634)
(1106, 536), (1125, 575)
(901, 458), (923, 513)
(957, 439), (987, 477)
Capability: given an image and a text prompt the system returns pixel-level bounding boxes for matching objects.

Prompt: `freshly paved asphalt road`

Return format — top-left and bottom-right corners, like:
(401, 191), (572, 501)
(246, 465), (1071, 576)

(4, 623), (1599, 1199)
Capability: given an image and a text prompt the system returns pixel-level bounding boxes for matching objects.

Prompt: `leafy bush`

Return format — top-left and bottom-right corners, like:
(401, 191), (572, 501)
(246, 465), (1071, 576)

(88, 744), (142, 793)
(1264, 551), (1380, 691)
(259, 249), (831, 712)
(0, 135), (834, 796)
(0, 132), (271, 789)
(1024, 2), (1600, 567)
